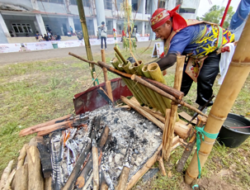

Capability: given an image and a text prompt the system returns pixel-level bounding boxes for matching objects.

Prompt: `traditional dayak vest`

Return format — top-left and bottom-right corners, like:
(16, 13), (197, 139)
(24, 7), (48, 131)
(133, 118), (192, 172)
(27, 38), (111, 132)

(164, 20), (235, 82)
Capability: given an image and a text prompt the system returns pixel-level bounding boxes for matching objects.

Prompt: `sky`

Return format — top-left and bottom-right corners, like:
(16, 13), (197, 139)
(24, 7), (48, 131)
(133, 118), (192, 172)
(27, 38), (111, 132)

(197, 0), (241, 17)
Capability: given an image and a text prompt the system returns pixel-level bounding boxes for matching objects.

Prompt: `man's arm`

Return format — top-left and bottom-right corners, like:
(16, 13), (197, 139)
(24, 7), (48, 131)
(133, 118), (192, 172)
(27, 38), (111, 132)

(157, 53), (177, 70)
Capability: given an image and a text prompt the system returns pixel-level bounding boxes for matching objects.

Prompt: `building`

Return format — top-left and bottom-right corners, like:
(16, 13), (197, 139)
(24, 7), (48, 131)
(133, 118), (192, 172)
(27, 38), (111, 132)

(0, 0), (200, 43)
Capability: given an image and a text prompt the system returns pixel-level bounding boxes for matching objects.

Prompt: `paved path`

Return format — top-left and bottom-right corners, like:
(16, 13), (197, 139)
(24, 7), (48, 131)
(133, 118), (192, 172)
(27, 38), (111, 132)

(0, 41), (155, 66)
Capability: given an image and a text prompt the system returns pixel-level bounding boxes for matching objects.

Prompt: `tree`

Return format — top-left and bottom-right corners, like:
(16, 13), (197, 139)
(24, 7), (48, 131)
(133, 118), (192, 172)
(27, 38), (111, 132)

(197, 5), (235, 28)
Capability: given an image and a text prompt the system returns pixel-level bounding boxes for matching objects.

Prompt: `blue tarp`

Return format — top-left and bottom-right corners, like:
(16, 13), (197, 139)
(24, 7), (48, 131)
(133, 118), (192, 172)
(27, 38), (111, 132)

(230, 0), (250, 30)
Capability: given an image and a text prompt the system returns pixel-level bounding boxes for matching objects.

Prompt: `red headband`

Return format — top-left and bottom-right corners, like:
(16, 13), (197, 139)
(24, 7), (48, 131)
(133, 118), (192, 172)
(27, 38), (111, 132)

(150, 5), (187, 31)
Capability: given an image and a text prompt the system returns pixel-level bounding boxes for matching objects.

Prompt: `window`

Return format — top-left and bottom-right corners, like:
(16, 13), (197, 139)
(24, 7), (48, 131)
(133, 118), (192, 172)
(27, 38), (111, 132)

(179, 8), (196, 14)
(158, 1), (165, 8)
(37, 0), (64, 4)
(12, 24), (32, 34)
(82, 0), (90, 7)
(70, 0), (77, 5)
(104, 0), (112, 10)
(132, 0), (138, 12)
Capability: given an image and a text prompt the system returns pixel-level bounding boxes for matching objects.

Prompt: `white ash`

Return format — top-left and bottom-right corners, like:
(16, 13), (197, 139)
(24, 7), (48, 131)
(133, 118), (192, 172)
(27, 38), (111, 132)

(57, 105), (162, 189)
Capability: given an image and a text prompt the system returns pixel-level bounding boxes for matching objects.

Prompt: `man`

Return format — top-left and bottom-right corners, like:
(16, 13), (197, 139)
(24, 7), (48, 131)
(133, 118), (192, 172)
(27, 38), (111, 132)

(98, 21), (107, 49)
(151, 5), (234, 112)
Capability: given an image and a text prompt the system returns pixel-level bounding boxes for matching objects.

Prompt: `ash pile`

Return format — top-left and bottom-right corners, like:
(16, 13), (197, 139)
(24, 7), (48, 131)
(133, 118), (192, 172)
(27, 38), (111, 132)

(45, 106), (162, 189)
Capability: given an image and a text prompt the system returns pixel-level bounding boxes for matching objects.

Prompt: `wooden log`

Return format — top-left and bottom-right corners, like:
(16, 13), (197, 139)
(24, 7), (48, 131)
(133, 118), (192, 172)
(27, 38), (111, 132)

(0, 160), (14, 190)
(36, 121), (71, 136)
(14, 164), (28, 190)
(99, 170), (108, 190)
(143, 77), (184, 100)
(163, 56), (185, 161)
(116, 166), (130, 190)
(178, 112), (197, 125)
(3, 169), (16, 190)
(141, 107), (165, 123)
(174, 123), (192, 140)
(17, 144), (29, 170)
(176, 116), (206, 173)
(27, 146), (44, 190)
(92, 141), (99, 190)
(37, 142), (52, 178)
(44, 177), (52, 190)
(185, 17), (250, 184)
(19, 114), (71, 136)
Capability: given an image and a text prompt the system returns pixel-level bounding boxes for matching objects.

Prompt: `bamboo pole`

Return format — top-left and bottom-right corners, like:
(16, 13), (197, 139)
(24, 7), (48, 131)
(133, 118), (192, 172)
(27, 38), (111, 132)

(148, 63), (172, 109)
(77, 0), (98, 85)
(185, 16), (250, 184)
(162, 56), (185, 160)
(102, 49), (113, 102)
(17, 144), (29, 169)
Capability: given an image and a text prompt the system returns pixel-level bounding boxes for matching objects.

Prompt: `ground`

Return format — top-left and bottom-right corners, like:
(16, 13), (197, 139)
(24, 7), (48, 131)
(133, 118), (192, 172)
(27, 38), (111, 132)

(0, 44), (249, 189)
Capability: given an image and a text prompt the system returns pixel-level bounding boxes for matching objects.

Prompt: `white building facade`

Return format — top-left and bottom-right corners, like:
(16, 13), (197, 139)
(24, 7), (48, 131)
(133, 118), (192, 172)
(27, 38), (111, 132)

(0, 0), (200, 43)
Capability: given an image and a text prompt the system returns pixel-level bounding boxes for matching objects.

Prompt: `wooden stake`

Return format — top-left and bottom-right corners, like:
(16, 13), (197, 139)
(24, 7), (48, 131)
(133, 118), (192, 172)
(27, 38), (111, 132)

(176, 115), (206, 173)
(163, 56), (185, 161)
(162, 109), (171, 160)
(185, 16), (250, 184)
(17, 144), (29, 169)
(157, 154), (166, 176)
(92, 141), (99, 190)
(44, 177), (52, 190)
(27, 146), (44, 190)
(101, 49), (113, 102)
(3, 169), (16, 190)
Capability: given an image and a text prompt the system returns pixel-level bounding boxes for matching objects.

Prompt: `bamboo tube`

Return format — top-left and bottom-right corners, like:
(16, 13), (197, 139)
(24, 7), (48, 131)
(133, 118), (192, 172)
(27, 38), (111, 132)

(111, 57), (143, 104)
(123, 61), (150, 106)
(114, 47), (126, 64)
(133, 62), (162, 111)
(129, 63), (153, 107)
(185, 17), (250, 184)
(162, 56), (185, 160)
(44, 177), (52, 190)
(148, 63), (172, 109)
(142, 65), (166, 114)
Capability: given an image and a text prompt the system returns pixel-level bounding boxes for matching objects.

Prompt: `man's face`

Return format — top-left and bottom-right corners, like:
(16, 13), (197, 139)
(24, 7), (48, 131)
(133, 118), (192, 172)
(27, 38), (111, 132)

(153, 21), (172, 40)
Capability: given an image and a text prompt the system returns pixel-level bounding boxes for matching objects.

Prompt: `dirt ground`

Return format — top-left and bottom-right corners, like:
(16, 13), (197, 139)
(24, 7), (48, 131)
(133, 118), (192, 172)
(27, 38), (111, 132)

(0, 41), (154, 66)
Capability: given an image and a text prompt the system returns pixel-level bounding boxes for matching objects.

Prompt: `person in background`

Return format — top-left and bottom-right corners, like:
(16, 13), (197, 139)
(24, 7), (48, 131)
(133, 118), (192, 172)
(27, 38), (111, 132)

(35, 31), (39, 40)
(56, 34), (61, 41)
(47, 31), (52, 40)
(43, 34), (49, 41)
(70, 26), (73, 35)
(121, 27), (126, 42)
(98, 21), (107, 49)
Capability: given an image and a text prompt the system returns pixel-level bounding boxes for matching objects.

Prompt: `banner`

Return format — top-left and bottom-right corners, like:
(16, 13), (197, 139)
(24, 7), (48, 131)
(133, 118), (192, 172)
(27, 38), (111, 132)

(22, 42), (53, 51)
(151, 41), (164, 58)
(137, 36), (149, 42)
(0, 43), (21, 53)
(56, 40), (85, 48)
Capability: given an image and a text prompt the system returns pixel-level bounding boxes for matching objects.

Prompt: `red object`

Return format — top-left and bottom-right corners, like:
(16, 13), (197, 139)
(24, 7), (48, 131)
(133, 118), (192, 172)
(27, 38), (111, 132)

(220, 0), (232, 27)
(113, 28), (116, 32)
(122, 30), (126, 37)
(221, 46), (230, 53)
(73, 78), (133, 114)
(160, 52), (165, 58)
(150, 5), (187, 31)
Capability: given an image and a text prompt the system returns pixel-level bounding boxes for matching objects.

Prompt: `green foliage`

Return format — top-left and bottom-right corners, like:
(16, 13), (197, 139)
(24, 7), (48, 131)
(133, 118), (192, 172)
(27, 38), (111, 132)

(197, 5), (235, 28)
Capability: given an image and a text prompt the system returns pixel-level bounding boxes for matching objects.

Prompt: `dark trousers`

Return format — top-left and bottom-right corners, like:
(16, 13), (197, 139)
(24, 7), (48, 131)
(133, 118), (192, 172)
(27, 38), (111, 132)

(181, 51), (221, 107)
(101, 37), (107, 49)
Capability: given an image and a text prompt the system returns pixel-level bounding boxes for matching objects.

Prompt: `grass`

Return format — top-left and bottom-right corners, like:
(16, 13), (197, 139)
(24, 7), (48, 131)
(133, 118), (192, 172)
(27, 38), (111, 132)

(0, 46), (250, 189)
